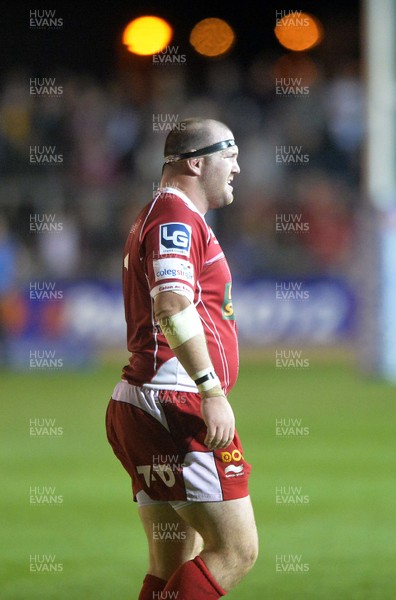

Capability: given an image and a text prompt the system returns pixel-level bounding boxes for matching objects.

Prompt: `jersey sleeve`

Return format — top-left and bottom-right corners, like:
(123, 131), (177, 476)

(142, 196), (208, 303)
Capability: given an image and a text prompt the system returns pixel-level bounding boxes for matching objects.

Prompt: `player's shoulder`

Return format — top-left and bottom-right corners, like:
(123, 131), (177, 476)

(148, 188), (208, 232)
(154, 188), (201, 214)
(140, 189), (210, 256)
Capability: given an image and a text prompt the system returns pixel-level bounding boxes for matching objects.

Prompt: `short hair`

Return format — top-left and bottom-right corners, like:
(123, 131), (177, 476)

(164, 118), (231, 157)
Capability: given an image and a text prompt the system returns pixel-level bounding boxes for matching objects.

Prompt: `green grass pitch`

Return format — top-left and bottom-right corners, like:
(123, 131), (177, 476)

(1, 354), (395, 599)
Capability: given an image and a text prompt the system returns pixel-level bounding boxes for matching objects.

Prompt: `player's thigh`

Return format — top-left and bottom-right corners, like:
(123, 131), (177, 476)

(138, 503), (203, 579)
(176, 495), (258, 557)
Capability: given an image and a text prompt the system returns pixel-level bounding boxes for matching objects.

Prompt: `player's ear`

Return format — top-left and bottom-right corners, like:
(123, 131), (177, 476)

(186, 156), (204, 175)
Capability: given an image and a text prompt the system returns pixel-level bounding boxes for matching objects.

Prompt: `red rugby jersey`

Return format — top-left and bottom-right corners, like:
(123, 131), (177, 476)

(122, 187), (239, 394)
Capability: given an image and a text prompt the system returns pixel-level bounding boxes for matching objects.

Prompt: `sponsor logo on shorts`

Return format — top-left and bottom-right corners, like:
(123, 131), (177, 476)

(159, 222), (192, 256)
(221, 449), (244, 463)
(224, 464), (244, 478)
(153, 258), (194, 284)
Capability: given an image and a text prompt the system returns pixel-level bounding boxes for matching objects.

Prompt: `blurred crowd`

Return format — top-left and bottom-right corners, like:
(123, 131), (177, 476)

(0, 52), (364, 290)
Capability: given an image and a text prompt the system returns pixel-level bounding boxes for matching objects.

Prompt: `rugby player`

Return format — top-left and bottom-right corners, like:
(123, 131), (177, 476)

(106, 118), (258, 599)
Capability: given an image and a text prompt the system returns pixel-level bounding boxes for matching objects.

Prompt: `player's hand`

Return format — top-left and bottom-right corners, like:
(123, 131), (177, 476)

(201, 395), (235, 450)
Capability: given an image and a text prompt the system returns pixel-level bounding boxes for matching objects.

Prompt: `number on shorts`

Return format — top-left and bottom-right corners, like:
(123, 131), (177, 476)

(137, 464), (176, 488)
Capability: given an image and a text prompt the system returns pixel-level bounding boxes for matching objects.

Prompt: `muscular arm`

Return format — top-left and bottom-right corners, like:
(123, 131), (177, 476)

(154, 292), (213, 378)
(154, 291), (235, 450)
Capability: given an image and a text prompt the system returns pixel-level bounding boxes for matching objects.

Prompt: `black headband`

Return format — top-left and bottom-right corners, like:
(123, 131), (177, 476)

(164, 139), (236, 164)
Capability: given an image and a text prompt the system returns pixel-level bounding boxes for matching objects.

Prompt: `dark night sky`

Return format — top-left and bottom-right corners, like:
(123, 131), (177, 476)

(1, 0), (360, 79)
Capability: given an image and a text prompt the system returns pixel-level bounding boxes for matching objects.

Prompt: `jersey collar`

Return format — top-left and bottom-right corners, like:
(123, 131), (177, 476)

(159, 186), (206, 219)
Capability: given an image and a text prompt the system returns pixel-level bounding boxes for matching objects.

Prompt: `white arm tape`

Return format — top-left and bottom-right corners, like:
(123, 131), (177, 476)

(160, 303), (203, 349)
(192, 366), (221, 393)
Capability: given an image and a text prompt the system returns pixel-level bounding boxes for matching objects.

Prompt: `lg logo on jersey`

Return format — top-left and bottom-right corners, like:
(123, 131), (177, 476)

(160, 222), (192, 257)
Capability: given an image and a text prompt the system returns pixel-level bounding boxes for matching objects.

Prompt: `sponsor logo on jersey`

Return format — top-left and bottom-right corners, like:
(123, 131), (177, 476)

(152, 282), (193, 299)
(153, 258), (194, 284)
(222, 282), (235, 320)
(159, 222), (192, 256)
(224, 464), (244, 478)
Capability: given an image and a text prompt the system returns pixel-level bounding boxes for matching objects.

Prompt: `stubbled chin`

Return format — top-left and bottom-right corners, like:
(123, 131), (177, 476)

(225, 194), (234, 206)
(210, 191), (233, 209)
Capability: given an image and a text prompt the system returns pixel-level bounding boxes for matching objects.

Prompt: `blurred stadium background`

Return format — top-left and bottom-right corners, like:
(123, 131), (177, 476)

(1, 1), (395, 599)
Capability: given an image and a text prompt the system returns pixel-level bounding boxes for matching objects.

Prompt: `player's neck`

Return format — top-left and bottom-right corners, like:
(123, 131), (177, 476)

(159, 177), (208, 215)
